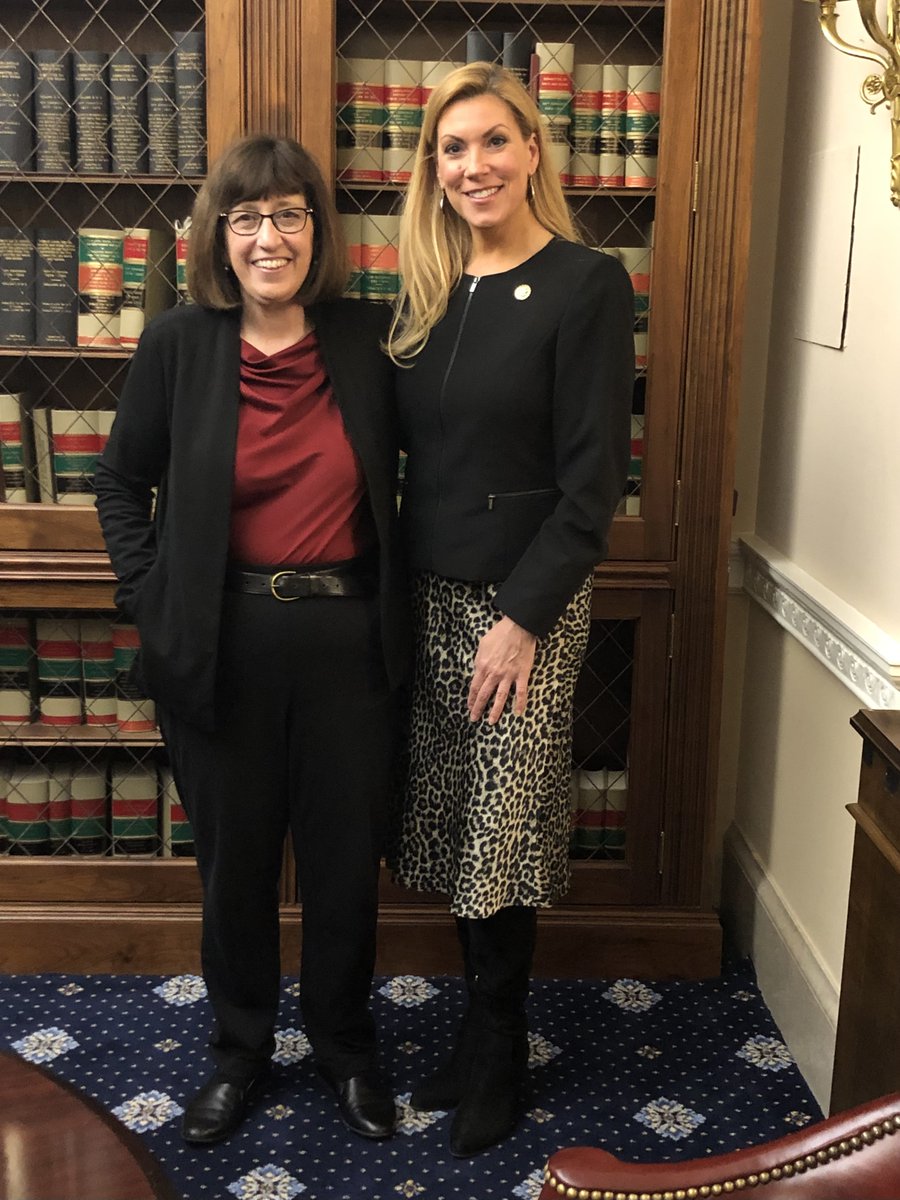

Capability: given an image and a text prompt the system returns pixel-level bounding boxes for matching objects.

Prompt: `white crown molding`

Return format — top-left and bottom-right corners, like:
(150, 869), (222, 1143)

(739, 534), (900, 709)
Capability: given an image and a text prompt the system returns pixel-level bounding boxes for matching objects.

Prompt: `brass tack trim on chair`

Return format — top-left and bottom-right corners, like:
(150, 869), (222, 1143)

(542, 1111), (900, 1200)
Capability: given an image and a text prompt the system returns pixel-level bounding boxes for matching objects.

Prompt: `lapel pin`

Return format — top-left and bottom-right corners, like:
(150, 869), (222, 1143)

(514, 284), (532, 301)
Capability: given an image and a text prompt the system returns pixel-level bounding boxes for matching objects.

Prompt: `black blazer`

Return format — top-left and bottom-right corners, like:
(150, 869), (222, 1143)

(95, 299), (410, 732)
(397, 238), (634, 638)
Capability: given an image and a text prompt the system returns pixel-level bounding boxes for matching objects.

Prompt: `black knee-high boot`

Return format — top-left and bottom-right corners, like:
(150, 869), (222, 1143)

(409, 916), (481, 1111)
(449, 905), (536, 1158)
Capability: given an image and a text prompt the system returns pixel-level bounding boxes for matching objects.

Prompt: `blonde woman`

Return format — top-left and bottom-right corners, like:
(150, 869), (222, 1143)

(388, 63), (635, 1157)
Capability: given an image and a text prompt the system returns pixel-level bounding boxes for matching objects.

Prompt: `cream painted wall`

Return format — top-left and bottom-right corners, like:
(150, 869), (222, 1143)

(718, 0), (900, 1097)
(756, 2), (900, 639)
(735, 607), (859, 981)
(738, 0), (900, 974)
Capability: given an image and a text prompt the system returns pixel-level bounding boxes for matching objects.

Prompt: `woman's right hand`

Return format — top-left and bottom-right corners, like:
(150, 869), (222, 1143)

(467, 615), (537, 725)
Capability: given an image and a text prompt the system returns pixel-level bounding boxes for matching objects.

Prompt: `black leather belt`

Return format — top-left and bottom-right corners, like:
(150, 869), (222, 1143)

(225, 566), (374, 601)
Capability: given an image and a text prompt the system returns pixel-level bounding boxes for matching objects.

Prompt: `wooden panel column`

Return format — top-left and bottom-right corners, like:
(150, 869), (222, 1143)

(663, 0), (764, 908)
(244, 0), (303, 139)
(206, 0), (245, 159)
(206, 0), (305, 159)
(299, 0), (336, 178)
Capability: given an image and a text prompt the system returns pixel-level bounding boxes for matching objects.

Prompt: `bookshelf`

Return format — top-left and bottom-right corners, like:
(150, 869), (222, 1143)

(0, 0), (761, 979)
(0, 0), (242, 972)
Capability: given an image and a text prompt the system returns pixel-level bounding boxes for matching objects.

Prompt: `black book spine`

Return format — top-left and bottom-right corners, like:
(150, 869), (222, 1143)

(173, 31), (206, 175)
(73, 50), (110, 173)
(35, 228), (78, 347)
(466, 29), (503, 64)
(108, 46), (147, 174)
(33, 50), (72, 172)
(0, 227), (35, 347)
(0, 47), (34, 170)
(502, 31), (532, 84)
(146, 52), (176, 175)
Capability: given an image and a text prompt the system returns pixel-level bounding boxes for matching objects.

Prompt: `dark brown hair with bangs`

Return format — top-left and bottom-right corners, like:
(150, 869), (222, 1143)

(187, 133), (347, 309)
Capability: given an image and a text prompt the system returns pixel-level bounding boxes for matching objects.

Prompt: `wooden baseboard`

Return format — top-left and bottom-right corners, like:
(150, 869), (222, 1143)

(0, 903), (722, 979)
(374, 906), (722, 979)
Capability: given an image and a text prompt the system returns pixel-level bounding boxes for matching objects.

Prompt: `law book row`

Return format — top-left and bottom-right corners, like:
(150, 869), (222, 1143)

(0, 392), (114, 505)
(2, 393), (639, 514)
(2, 388), (641, 517)
(337, 45), (660, 188)
(0, 757), (192, 858)
(569, 767), (628, 860)
(0, 223), (191, 349)
(0, 615), (155, 733)
(337, 212), (652, 372)
(0, 36), (206, 176)
(0, 757), (622, 861)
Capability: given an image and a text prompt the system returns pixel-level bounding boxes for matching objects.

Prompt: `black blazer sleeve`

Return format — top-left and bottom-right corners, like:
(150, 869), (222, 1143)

(494, 253), (634, 636)
(94, 320), (172, 622)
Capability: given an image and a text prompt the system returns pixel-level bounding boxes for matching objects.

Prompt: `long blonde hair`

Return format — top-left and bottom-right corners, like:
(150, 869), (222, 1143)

(387, 62), (579, 362)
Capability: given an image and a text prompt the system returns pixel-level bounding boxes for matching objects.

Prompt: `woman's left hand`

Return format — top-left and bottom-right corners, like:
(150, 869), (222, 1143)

(468, 616), (538, 725)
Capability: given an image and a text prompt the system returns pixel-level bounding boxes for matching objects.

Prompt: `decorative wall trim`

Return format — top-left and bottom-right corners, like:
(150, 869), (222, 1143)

(721, 823), (839, 1110)
(728, 539), (745, 593)
(739, 534), (900, 709)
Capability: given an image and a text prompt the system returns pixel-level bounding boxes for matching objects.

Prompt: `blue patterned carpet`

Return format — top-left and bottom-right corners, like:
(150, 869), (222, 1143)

(2, 959), (821, 1200)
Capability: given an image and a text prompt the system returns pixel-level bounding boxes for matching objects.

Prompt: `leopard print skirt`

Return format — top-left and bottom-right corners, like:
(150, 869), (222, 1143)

(393, 571), (593, 919)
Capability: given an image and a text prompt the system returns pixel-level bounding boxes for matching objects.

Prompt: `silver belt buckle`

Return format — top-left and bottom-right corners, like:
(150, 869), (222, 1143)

(270, 570), (306, 601)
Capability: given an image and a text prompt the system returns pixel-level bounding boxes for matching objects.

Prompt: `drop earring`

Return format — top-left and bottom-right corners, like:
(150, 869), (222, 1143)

(528, 175), (535, 203)
(439, 189), (445, 212)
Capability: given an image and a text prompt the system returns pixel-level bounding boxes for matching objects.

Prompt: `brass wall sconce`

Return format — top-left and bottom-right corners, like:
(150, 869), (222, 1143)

(805, 0), (900, 206)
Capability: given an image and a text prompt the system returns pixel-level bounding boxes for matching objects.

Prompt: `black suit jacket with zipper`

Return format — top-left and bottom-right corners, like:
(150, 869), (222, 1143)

(397, 238), (634, 638)
(94, 298), (410, 733)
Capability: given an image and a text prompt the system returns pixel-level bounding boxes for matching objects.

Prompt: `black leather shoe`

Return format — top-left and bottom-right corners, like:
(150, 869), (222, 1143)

(319, 1068), (396, 1139)
(182, 1071), (269, 1145)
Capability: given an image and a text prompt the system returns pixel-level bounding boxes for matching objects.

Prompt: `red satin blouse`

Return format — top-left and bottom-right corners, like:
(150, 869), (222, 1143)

(229, 330), (375, 566)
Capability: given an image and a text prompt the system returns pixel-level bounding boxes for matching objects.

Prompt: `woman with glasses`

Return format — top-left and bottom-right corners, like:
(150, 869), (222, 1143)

(95, 134), (408, 1146)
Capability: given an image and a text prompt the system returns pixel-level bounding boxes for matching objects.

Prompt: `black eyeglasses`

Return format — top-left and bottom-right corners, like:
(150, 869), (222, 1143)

(220, 207), (314, 236)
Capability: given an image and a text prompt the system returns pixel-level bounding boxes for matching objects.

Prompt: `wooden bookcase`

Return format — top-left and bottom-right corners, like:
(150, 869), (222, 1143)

(0, 0), (760, 980)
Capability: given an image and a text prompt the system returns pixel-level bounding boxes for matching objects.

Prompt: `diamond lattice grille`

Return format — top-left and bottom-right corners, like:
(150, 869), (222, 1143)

(570, 617), (634, 861)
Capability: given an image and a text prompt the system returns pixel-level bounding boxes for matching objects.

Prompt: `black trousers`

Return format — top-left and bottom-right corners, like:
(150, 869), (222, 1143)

(159, 586), (394, 1084)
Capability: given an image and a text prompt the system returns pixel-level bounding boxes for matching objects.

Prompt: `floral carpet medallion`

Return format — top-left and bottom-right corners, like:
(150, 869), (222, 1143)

(226, 1164), (305, 1199)
(634, 1096), (707, 1141)
(378, 975), (440, 1007)
(11, 1025), (78, 1063)
(152, 974), (207, 1006)
(395, 1092), (447, 1135)
(736, 1034), (795, 1072)
(111, 1089), (184, 1132)
(271, 1028), (311, 1066)
(603, 978), (663, 1012)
